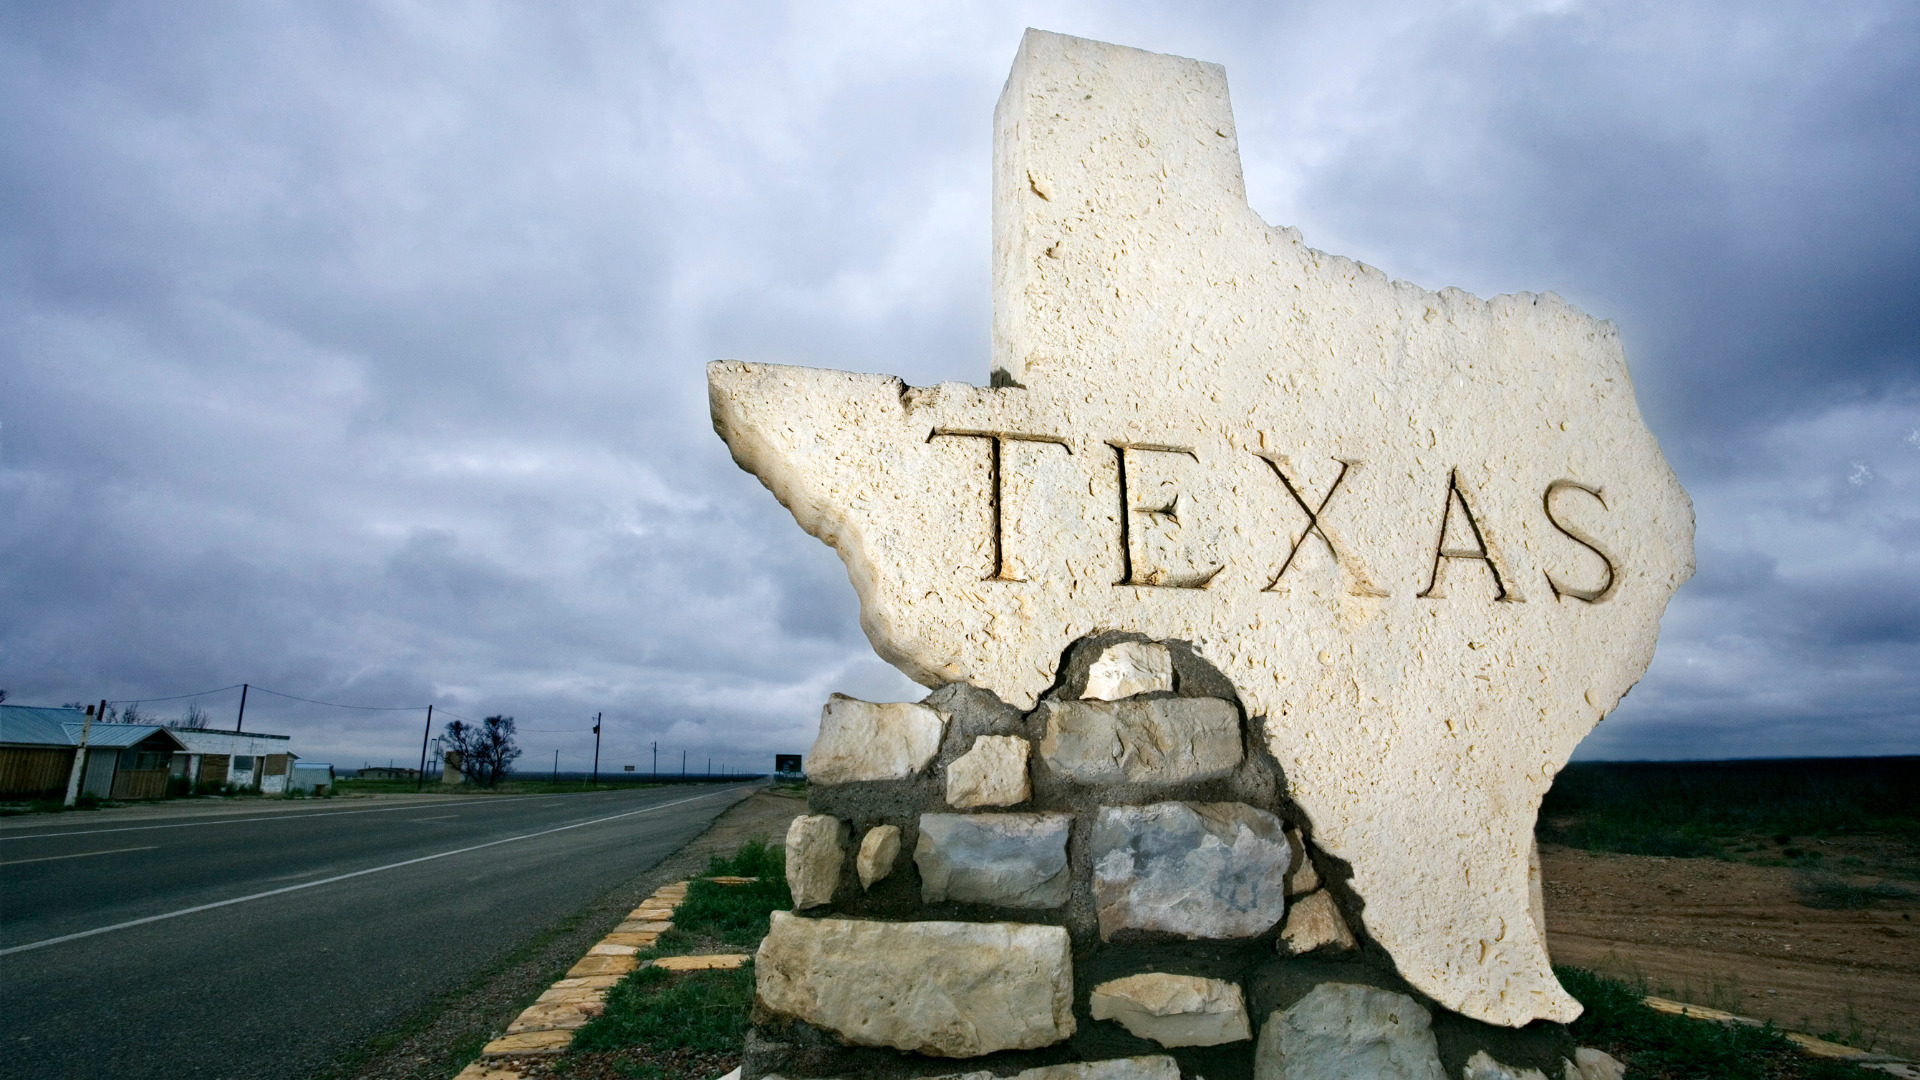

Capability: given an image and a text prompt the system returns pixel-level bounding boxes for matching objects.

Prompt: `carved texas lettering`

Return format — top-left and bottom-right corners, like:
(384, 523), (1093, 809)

(1110, 442), (1223, 590)
(928, 429), (1071, 582)
(1543, 479), (1619, 603)
(1256, 454), (1389, 597)
(1419, 469), (1517, 602)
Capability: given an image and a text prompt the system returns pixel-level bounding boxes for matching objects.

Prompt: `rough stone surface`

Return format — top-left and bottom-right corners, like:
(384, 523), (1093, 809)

(806, 695), (946, 784)
(857, 824), (901, 890)
(1089, 973), (1252, 1047)
(785, 814), (847, 910)
(1283, 829), (1321, 895)
(1091, 801), (1289, 939)
(915, 812), (1072, 908)
(1279, 889), (1357, 955)
(1464, 1050), (1551, 1080)
(754, 912), (1075, 1057)
(1570, 1048), (1626, 1080)
(1036, 698), (1242, 787)
(946, 734), (1032, 807)
(1254, 983), (1446, 1080)
(708, 28), (1693, 1025)
(1017, 1058), (1183, 1080)
(1082, 641), (1175, 700)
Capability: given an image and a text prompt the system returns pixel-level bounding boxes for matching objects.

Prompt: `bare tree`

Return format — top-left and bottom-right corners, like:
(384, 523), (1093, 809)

(169, 703), (211, 730)
(120, 702), (145, 725)
(441, 716), (522, 788)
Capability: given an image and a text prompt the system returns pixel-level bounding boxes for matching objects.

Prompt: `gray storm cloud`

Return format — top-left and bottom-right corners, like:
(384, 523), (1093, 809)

(1, 1), (1914, 768)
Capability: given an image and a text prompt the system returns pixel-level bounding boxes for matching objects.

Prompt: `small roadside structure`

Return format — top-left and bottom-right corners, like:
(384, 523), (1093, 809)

(167, 728), (299, 793)
(0, 705), (188, 800)
(289, 762), (335, 794)
(355, 766), (418, 781)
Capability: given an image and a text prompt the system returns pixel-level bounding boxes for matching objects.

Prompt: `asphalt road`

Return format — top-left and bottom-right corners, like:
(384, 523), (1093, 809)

(0, 784), (755, 1080)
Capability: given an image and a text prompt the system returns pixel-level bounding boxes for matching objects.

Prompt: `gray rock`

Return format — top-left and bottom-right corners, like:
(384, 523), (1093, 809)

(1081, 641), (1175, 700)
(1571, 1048), (1626, 1080)
(916, 812), (1072, 908)
(946, 734), (1032, 808)
(806, 694), (946, 784)
(1091, 801), (1290, 939)
(785, 814), (847, 910)
(1254, 983), (1445, 1080)
(856, 824), (901, 890)
(1463, 1050), (1551, 1080)
(1018, 1058), (1182, 1080)
(1089, 973), (1251, 1047)
(1037, 697), (1242, 787)
(755, 912), (1075, 1057)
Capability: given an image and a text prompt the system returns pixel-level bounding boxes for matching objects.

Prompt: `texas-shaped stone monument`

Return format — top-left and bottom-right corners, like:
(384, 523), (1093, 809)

(712, 29), (1692, 1033)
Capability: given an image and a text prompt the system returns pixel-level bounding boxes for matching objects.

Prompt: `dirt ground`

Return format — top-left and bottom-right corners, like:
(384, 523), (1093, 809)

(1541, 842), (1920, 1058)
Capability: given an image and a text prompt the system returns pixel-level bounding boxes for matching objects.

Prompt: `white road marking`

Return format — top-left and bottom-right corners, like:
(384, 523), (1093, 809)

(0, 787), (747, 956)
(0, 787), (650, 841)
(0, 845), (159, 867)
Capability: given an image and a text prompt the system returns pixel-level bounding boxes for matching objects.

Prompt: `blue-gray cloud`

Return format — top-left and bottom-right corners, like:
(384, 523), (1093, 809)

(1, 1), (1914, 769)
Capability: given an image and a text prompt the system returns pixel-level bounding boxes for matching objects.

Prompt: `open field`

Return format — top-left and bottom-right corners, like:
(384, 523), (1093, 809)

(1540, 757), (1920, 1059)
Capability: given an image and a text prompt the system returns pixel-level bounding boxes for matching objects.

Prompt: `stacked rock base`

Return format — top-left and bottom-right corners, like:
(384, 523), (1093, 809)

(750, 635), (1599, 1080)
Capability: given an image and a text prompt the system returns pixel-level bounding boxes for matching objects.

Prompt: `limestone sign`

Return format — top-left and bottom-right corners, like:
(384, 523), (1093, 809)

(715, 25), (1691, 1056)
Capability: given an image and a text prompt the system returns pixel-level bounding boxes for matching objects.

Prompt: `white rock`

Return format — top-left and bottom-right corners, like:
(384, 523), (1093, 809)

(1091, 801), (1290, 939)
(856, 824), (901, 890)
(709, 29), (1692, 1025)
(1279, 889), (1357, 955)
(754, 912), (1075, 1057)
(1464, 1050), (1551, 1080)
(1284, 829), (1320, 895)
(1089, 973), (1251, 1047)
(1254, 983), (1445, 1080)
(784, 814), (846, 910)
(915, 812), (1072, 908)
(1570, 1048), (1626, 1080)
(1017, 1058), (1183, 1080)
(1083, 641), (1175, 700)
(1037, 697), (1242, 786)
(946, 734), (1032, 807)
(805, 694), (946, 785)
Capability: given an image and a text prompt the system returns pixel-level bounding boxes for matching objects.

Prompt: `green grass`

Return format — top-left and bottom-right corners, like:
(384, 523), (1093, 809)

(569, 965), (755, 1054)
(1793, 870), (1918, 910)
(331, 777), (666, 797)
(1539, 758), (1920, 860)
(1558, 967), (1883, 1079)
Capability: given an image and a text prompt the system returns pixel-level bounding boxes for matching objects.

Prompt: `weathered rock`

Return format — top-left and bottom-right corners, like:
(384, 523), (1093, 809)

(1017, 1058), (1183, 1080)
(1254, 983), (1445, 1080)
(1570, 1048), (1626, 1080)
(946, 734), (1032, 808)
(708, 28), (1694, 1025)
(785, 814), (846, 910)
(1279, 889), (1357, 954)
(1464, 1050), (1551, 1080)
(805, 695), (946, 784)
(1091, 801), (1289, 939)
(1083, 641), (1175, 700)
(856, 824), (901, 890)
(754, 912), (1075, 1057)
(1089, 973), (1251, 1047)
(915, 812), (1072, 908)
(1037, 698), (1242, 787)
(1284, 828), (1320, 895)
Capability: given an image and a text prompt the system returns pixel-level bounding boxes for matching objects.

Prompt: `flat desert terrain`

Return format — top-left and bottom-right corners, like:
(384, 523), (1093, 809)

(1543, 842), (1920, 1058)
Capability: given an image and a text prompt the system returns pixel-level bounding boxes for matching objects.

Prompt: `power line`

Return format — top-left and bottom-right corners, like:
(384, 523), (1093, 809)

(108, 684), (244, 705)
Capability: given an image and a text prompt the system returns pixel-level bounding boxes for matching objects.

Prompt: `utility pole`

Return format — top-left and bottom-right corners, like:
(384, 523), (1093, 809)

(415, 703), (433, 792)
(651, 740), (658, 779)
(235, 683), (249, 733)
(62, 699), (103, 807)
(681, 749), (687, 778)
(707, 756), (712, 778)
(591, 713), (602, 788)
(551, 749), (558, 784)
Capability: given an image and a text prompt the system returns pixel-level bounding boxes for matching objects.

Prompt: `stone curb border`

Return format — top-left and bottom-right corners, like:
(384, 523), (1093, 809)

(452, 877), (756, 1080)
(1643, 996), (1919, 1077)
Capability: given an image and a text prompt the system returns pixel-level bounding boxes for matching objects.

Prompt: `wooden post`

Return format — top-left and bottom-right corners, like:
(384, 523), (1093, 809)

(235, 683), (249, 733)
(591, 713), (602, 788)
(415, 704), (433, 792)
(61, 700), (103, 807)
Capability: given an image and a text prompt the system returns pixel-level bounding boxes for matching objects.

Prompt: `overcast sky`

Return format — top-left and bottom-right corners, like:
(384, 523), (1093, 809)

(2, 2), (1914, 772)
